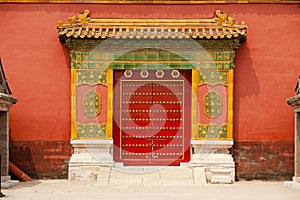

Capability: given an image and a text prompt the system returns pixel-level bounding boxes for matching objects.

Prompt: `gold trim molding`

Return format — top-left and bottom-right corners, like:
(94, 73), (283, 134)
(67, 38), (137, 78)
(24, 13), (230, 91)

(1, 0), (299, 3)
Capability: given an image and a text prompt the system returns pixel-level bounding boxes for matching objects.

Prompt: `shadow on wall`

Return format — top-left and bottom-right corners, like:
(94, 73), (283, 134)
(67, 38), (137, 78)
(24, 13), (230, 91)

(232, 42), (294, 181)
(9, 141), (37, 179)
(61, 44), (71, 71)
(233, 41), (259, 139)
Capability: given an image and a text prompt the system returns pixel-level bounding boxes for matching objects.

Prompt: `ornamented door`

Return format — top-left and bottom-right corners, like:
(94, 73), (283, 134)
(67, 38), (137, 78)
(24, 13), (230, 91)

(113, 69), (191, 166)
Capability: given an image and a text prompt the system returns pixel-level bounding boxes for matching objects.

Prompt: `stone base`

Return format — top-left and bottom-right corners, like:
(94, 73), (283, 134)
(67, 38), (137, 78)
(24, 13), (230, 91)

(68, 140), (115, 181)
(1, 180), (19, 189)
(284, 180), (300, 190)
(189, 140), (235, 184)
(293, 176), (300, 183)
(209, 168), (234, 184)
(284, 176), (300, 190)
(68, 139), (235, 183)
(69, 165), (102, 181)
(1, 176), (10, 182)
(192, 167), (207, 184)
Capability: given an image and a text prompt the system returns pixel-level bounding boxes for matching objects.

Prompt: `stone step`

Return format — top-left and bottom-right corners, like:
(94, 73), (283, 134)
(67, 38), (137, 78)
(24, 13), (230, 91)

(96, 166), (207, 186)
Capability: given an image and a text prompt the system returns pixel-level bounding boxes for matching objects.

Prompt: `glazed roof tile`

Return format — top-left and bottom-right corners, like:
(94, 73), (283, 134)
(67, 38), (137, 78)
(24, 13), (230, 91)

(57, 10), (247, 41)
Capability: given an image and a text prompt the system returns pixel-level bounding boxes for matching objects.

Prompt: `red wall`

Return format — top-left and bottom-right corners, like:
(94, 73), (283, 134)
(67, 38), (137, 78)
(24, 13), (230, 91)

(0, 3), (299, 178)
(234, 5), (300, 142)
(1, 3), (298, 142)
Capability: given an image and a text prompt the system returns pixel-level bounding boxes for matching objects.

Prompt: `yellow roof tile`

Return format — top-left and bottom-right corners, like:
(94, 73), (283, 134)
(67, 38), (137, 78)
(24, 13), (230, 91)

(57, 9), (247, 41)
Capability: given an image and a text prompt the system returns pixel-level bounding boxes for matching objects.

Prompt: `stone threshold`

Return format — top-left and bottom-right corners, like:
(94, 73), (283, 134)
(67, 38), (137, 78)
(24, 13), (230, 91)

(95, 166), (207, 186)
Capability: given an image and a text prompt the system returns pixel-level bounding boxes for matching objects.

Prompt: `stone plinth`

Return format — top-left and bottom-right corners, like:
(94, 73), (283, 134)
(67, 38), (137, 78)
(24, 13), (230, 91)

(286, 94), (300, 185)
(0, 93), (17, 183)
(68, 140), (115, 181)
(189, 140), (235, 184)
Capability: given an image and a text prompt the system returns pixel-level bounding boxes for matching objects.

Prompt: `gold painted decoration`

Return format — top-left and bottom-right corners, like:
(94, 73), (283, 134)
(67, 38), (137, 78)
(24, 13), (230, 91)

(71, 51), (88, 61)
(77, 70), (106, 86)
(203, 91), (222, 118)
(68, 41), (238, 70)
(198, 123), (228, 139)
(76, 123), (106, 138)
(199, 71), (228, 86)
(82, 90), (101, 118)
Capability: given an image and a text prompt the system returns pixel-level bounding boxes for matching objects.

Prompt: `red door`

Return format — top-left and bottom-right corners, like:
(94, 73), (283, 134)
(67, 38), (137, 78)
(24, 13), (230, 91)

(113, 69), (191, 166)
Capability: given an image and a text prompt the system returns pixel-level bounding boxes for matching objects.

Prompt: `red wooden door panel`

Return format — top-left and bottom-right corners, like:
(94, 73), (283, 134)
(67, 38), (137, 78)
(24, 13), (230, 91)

(113, 69), (191, 166)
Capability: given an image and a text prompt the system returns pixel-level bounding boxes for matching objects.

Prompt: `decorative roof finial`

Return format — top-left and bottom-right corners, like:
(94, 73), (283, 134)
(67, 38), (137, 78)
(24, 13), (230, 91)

(56, 9), (91, 27)
(214, 10), (235, 26)
(77, 9), (90, 24)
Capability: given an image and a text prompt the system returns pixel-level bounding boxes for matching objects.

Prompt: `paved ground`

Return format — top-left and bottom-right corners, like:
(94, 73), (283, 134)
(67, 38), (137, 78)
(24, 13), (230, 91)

(2, 179), (300, 200)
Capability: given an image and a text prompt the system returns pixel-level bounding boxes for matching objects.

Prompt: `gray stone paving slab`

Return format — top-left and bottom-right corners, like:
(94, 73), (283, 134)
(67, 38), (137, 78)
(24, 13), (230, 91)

(106, 166), (197, 186)
(1, 179), (300, 200)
